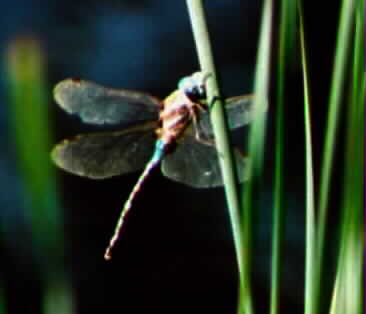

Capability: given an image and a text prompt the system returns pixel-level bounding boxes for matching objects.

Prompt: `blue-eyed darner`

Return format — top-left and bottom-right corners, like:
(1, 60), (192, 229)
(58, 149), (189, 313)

(52, 72), (256, 259)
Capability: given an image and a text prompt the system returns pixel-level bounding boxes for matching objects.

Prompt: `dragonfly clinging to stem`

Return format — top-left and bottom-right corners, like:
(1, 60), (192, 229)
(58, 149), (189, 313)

(52, 72), (259, 260)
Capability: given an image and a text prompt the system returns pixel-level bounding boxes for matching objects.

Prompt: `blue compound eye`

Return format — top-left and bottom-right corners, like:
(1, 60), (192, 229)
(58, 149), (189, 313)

(188, 85), (206, 101)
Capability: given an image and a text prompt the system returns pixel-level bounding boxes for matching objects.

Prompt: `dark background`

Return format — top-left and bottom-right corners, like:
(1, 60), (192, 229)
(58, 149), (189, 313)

(0, 1), (341, 313)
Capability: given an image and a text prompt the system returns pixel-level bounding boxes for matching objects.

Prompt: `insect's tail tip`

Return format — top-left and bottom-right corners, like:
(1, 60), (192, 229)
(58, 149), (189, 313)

(104, 250), (112, 261)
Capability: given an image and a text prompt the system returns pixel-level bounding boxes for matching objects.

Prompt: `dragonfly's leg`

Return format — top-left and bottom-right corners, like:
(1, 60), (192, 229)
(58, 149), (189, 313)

(196, 133), (215, 146)
(194, 96), (226, 146)
(190, 110), (215, 146)
(195, 101), (208, 113)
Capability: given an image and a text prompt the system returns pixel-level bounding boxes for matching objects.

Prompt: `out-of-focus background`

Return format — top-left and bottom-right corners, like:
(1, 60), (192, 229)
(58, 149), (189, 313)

(0, 1), (346, 314)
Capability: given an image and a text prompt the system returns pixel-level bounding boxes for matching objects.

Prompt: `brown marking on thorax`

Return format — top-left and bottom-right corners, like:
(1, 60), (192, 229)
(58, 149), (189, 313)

(155, 90), (199, 144)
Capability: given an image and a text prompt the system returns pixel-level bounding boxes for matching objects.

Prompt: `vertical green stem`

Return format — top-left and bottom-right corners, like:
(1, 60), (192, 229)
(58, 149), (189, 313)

(6, 37), (74, 314)
(241, 0), (273, 310)
(316, 0), (355, 312)
(186, 0), (244, 286)
(186, 1), (272, 313)
(299, 4), (317, 314)
(317, 0), (355, 269)
(270, 0), (296, 312)
(329, 6), (364, 313)
(241, 0), (273, 312)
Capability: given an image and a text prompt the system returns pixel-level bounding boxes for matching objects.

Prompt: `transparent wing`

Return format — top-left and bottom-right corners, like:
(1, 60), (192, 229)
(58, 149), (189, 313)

(162, 135), (250, 188)
(52, 122), (156, 179)
(195, 94), (260, 137)
(54, 79), (161, 125)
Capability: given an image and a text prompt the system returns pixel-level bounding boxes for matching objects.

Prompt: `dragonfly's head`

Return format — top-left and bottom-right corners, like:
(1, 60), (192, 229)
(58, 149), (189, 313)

(178, 72), (211, 103)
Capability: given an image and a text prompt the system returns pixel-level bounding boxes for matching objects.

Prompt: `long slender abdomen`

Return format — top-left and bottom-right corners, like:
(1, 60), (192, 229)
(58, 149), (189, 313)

(104, 140), (167, 260)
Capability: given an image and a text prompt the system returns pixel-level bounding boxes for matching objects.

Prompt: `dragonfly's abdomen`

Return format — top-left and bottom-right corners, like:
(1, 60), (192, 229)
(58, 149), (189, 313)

(104, 139), (167, 260)
(151, 139), (169, 162)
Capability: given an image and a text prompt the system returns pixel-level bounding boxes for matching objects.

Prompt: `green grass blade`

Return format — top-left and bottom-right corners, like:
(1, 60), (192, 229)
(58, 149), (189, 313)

(270, 1), (297, 314)
(240, 0), (273, 313)
(317, 0), (355, 272)
(246, 0), (272, 175)
(6, 37), (74, 314)
(7, 41), (51, 193)
(6, 37), (61, 255)
(185, 0), (246, 309)
(298, 4), (318, 314)
(329, 5), (364, 313)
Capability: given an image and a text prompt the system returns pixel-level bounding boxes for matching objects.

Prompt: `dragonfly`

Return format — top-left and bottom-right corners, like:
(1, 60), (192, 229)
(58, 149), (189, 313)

(52, 72), (256, 260)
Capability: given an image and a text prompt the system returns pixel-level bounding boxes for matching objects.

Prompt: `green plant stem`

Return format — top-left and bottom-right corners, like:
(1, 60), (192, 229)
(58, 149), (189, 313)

(299, 5), (318, 314)
(314, 1), (356, 312)
(6, 37), (74, 314)
(186, 0), (245, 299)
(241, 0), (273, 313)
(270, 0), (296, 313)
(317, 0), (355, 270)
(329, 8), (364, 313)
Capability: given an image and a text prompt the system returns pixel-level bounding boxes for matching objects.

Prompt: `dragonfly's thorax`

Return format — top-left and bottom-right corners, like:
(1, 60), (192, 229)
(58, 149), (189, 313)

(157, 90), (202, 144)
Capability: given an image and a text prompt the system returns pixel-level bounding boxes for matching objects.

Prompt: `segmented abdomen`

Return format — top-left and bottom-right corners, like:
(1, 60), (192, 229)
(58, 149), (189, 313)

(104, 140), (167, 260)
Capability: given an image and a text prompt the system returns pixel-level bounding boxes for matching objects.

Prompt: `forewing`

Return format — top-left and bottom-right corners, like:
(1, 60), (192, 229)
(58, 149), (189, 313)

(52, 122), (156, 179)
(162, 135), (250, 188)
(196, 94), (262, 137)
(54, 79), (161, 125)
